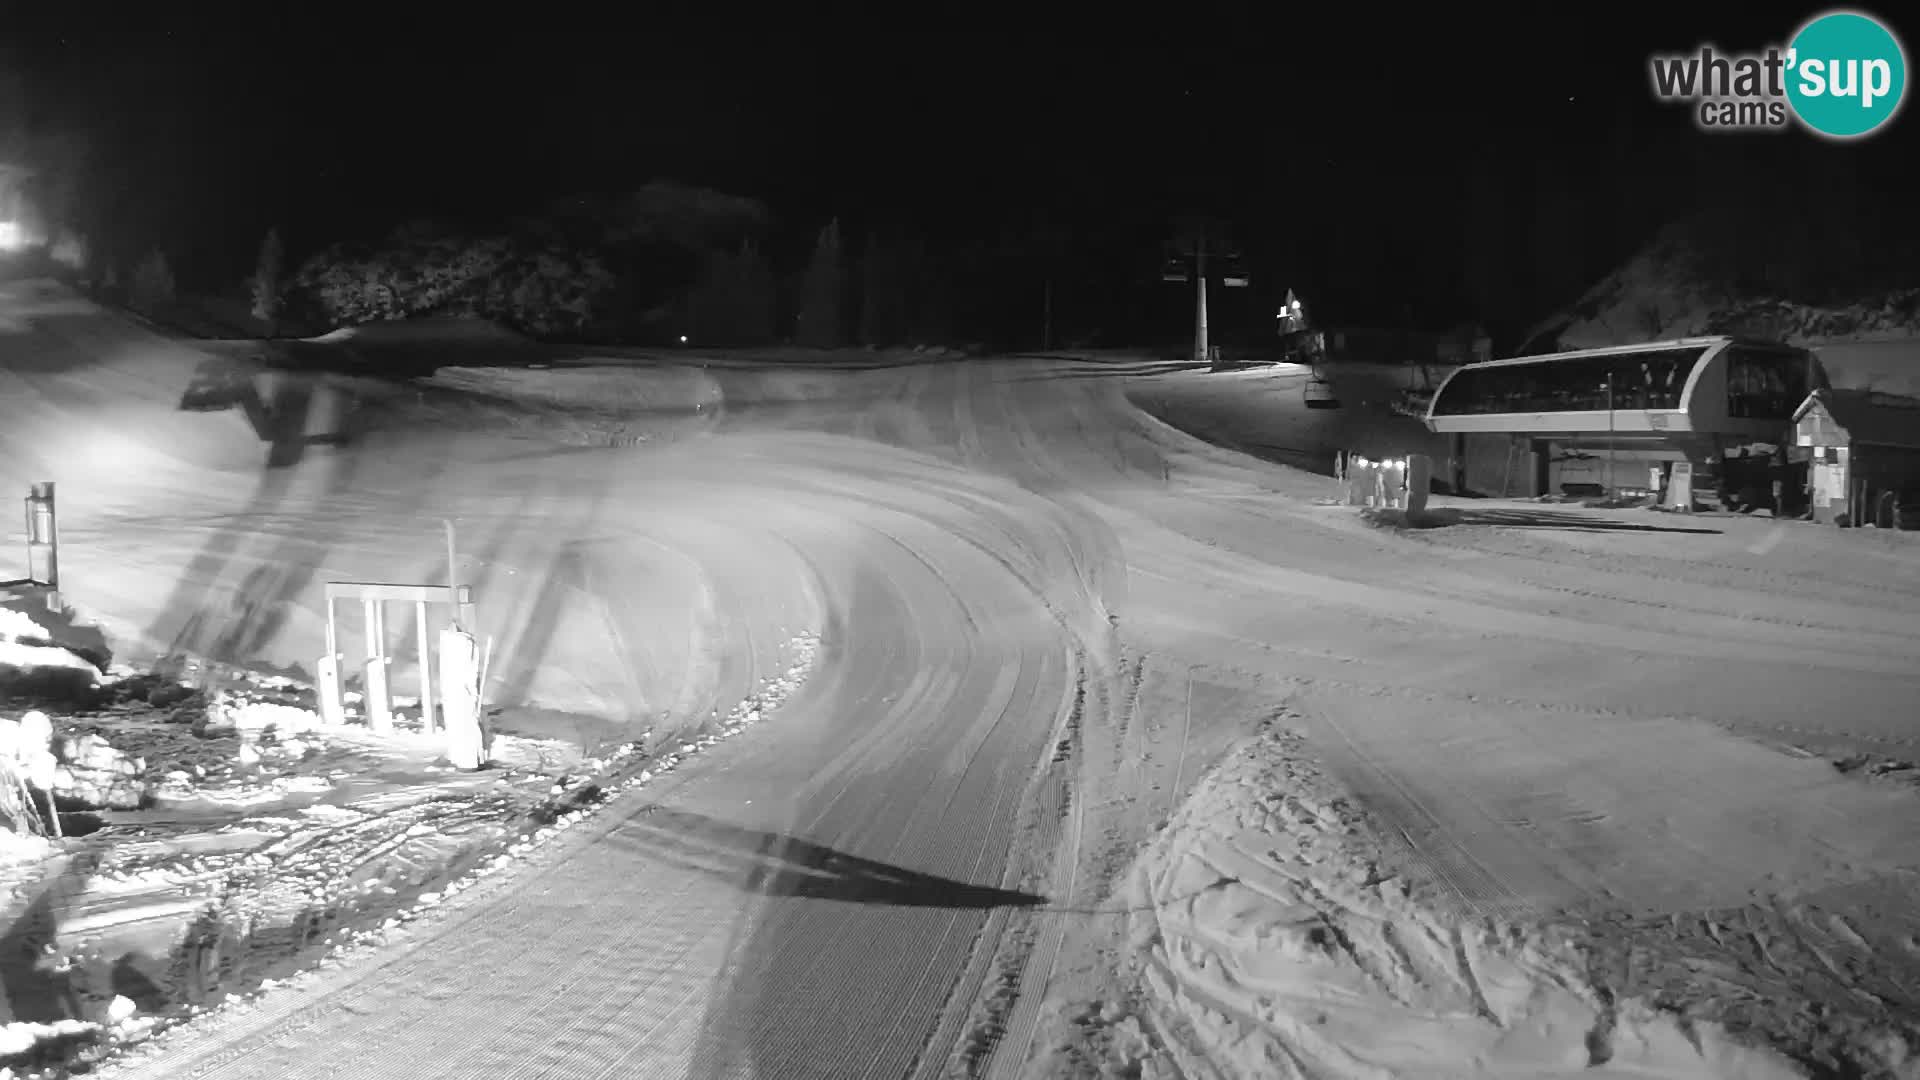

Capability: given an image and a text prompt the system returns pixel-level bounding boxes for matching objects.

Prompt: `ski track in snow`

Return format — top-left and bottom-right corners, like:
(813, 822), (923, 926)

(1, 280), (1918, 1078)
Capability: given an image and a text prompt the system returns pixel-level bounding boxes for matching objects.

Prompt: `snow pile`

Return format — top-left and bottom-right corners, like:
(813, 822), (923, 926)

(51, 731), (148, 810)
(0, 995), (150, 1073)
(421, 363), (723, 415)
(409, 362), (727, 447)
(197, 695), (321, 740)
(0, 611), (49, 643)
(306, 316), (532, 348)
(3, 708), (151, 828)
(0, 1017), (99, 1065)
(0, 609), (100, 702)
(1125, 723), (1805, 1079)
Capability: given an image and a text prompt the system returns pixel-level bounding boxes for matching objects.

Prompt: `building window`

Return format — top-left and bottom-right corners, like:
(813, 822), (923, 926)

(1726, 347), (1811, 420)
(1431, 346), (1708, 416)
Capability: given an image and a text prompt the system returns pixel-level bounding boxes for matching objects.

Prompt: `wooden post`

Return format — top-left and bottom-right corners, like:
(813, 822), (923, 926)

(363, 599), (392, 734)
(415, 599), (436, 734)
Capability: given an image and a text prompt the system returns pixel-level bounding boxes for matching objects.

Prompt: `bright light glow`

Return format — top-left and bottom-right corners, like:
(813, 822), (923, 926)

(0, 221), (21, 250)
(679, 334), (689, 344)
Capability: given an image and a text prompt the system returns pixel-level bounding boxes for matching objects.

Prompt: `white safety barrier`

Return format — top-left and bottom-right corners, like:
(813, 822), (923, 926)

(439, 626), (485, 771)
(316, 653), (346, 726)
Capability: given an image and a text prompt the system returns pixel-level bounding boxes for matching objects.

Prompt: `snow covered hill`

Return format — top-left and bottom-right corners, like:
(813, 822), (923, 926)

(1523, 216), (1920, 395)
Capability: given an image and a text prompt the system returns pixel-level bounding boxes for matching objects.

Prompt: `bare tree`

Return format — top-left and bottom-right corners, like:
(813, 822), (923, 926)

(860, 224), (911, 347)
(251, 227), (285, 336)
(995, 216), (1071, 349)
(795, 218), (844, 348)
(131, 250), (176, 315)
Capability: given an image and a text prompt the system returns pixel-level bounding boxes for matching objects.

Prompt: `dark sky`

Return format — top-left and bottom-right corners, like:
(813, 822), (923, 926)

(10, 10), (1918, 337)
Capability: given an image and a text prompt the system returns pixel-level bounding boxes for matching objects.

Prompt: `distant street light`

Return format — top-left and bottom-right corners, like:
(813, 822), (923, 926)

(0, 162), (35, 251)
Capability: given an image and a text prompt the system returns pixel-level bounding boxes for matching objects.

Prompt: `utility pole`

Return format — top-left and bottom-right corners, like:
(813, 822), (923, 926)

(1194, 236), (1209, 365)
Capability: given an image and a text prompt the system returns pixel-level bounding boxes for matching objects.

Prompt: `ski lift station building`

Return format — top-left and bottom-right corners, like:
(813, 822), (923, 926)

(1420, 336), (1826, 499)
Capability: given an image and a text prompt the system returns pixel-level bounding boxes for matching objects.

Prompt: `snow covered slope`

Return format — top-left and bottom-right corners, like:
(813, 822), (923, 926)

(0, 279), (266, 498)
(5, 283), (1917, 1079)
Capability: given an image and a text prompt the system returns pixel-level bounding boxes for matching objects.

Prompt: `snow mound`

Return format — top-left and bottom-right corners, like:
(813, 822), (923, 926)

(305, 316), (531, 347)
(0, 608), (100, 701)
(422, 363), (724, 414)
(274, 315), (548, 377)
(0, 610), (50, 643)
(0, 1017), (99, 1059)
(1127, 724), (1806, 1079)
(201, 696), (322, 738)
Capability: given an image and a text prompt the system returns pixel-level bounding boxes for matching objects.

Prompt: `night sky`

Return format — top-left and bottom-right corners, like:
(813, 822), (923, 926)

(9, 10), (1917, 344)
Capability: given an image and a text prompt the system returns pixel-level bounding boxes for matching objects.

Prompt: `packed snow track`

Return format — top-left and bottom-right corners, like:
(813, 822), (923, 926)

(2, 278), (1918, 1078)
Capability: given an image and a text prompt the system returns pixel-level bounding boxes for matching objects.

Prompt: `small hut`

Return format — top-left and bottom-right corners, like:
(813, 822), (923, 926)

(1792, 388), (1920, 528)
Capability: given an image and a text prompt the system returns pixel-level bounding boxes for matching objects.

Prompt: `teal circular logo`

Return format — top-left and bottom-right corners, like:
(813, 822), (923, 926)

(1786, 11), (1907, 138)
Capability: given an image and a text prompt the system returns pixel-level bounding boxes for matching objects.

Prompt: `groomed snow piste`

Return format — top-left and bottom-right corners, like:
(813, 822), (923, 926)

(0, 279), (1916, 1078)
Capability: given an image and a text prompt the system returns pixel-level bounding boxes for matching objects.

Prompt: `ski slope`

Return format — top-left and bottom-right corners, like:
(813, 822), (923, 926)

(3, 278), (1918, 1078)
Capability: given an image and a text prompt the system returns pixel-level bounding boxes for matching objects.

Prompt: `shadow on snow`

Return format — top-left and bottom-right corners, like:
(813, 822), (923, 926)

(612, 807), (1048, 910)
